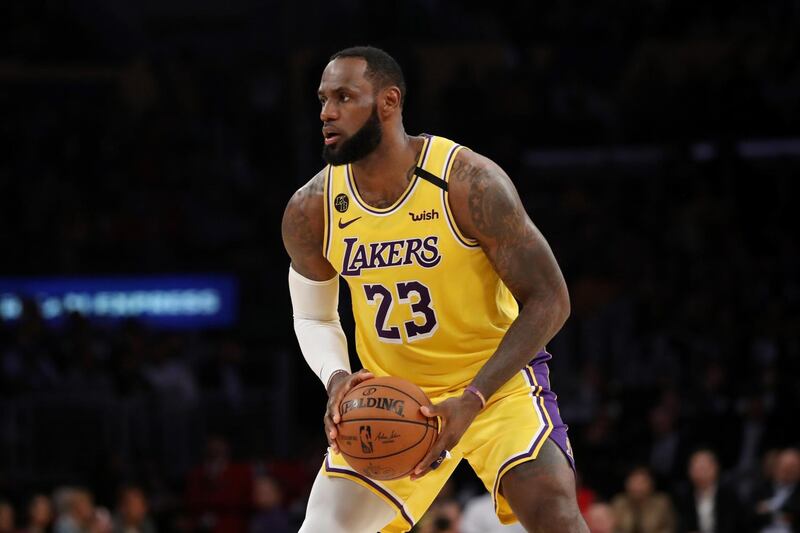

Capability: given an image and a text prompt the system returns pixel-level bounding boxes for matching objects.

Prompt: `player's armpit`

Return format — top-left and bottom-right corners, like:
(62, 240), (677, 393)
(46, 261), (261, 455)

(282, 169), (337, 280)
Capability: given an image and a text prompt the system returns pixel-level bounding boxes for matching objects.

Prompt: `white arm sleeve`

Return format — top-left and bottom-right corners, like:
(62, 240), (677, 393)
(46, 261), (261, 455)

(288, 266), (350, 387)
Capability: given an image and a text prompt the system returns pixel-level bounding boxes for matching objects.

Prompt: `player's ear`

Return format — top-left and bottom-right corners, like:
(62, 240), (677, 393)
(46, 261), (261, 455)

(381, 86), (402, 115)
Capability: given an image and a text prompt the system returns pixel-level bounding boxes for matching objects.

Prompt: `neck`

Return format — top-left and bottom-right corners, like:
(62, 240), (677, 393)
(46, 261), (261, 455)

(351, 125), (419, 189)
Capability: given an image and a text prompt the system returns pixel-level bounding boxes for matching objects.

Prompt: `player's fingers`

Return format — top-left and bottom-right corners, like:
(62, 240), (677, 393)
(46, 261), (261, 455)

(420, 404), (440, 418)
(329, 383), (349, 424)
(411, 427), (453, 478)
(410, 443), (450, 480)
(323, 412), (339, 452)
(332, 370), (374, 424)
(420, 400), (450, 432)
(352, 368), (375, 383)
(324, 398), (339, 436)
(422, 395), (456, 417)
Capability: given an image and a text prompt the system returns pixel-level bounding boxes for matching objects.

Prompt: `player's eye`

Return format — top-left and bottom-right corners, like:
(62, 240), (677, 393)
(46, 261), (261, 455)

(340, 93), (350, 102)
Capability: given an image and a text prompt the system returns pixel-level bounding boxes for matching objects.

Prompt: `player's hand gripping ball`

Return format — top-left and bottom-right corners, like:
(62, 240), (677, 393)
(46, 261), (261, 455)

(335, 376), (438, 480)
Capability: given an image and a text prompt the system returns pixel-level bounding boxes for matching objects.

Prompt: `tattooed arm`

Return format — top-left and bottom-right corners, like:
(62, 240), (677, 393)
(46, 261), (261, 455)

(412, 149), (570, 478)
(281, 169), (337, 280)
(447, 149), (570, 400)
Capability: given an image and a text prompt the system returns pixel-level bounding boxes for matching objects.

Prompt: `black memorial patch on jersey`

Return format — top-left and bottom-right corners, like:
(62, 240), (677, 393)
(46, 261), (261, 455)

(335, 193), (349, 213)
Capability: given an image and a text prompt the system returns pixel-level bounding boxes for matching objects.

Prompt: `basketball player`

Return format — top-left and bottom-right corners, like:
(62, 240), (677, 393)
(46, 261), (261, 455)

(283, 46), (588, 533)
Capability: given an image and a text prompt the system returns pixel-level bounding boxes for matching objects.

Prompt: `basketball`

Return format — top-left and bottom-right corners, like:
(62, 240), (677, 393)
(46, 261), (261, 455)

(335, 376), (438, 480)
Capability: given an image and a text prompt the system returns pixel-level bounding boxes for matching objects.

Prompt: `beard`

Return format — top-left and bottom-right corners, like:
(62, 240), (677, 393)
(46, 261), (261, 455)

(322, 105), (383, 165)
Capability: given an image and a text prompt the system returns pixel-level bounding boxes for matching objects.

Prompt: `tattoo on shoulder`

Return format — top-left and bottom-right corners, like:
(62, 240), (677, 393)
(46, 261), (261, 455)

(450, 156), (534, 296)
(284, 170), (326, 254)
(450, 157), (520, 238)
(308, 171), (326, 194)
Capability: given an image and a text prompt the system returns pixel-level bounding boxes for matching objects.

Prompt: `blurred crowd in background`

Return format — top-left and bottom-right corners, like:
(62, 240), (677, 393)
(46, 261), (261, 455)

(1, 0), (799, 532)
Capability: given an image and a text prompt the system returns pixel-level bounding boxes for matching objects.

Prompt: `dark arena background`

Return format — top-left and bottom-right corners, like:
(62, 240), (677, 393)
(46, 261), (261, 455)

(1, 1), (799, 532)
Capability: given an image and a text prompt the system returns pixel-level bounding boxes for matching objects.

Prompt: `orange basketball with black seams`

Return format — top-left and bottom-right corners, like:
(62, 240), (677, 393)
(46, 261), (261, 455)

(336, 376), (438, 480)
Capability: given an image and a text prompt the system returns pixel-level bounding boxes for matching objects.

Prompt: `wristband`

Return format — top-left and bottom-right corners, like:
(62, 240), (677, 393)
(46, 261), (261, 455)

(464, 385), (486, 409)
(326, 369), (350, 393)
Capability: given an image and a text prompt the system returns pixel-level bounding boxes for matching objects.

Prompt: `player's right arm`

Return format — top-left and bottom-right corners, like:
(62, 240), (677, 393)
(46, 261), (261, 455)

(282, 169), (373, 453)
(281, 170), (336, 281)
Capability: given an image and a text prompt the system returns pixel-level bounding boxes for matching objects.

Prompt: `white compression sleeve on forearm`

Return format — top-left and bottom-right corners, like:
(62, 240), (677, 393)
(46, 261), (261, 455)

(288, 266), (350, 387)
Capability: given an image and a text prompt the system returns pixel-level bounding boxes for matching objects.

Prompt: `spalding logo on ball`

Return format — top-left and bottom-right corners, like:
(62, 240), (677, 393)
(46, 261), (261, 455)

(336, 376), (438, 480)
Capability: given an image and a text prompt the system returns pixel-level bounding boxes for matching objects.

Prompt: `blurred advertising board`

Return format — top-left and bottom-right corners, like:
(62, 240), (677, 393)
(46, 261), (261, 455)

(0, 275), (237, 329)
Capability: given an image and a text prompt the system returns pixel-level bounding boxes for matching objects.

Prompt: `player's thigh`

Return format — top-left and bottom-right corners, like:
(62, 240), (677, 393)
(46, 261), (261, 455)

(500, 438), (585, 531)
(300, 469), (395, 533)
(463, 369), (576, 525)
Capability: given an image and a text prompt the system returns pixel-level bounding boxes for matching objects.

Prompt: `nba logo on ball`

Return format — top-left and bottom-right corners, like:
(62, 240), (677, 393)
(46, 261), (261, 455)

(359, 426), (374, 453)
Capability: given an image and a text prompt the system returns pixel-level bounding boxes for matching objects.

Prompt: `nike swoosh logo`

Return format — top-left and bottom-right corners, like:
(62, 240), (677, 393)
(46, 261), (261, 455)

(338, 216), (362, 229)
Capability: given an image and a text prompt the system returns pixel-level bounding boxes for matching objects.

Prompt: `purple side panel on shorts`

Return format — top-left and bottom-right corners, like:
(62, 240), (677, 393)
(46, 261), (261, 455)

(530, 351), (576, 472)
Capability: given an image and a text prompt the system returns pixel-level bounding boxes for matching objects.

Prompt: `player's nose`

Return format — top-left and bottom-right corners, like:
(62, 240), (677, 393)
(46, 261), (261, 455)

(320, 100), (338, 122)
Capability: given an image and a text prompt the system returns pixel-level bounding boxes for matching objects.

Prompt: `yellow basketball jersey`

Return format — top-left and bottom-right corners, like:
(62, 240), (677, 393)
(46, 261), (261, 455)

(323, 135), (519, 397)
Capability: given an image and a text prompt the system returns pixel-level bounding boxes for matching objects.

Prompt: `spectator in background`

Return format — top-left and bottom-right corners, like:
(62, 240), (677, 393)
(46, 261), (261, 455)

(584, 502), (619, 533)
(415, 499), (461, 533)
(1, 299), (61, 395)
(52, 489), (74, 531)
(197, 338), (245, 410)
(0, 500), (15, 533)
(141, 335), (197, 407)
(61, 312), (112, 393)
(733, 394), (783, 501)
(675, 449), (741, 533)
(250, 454), (314, 518)
(112, 486), (155, 533)
(184, 435), (252, 533)
(248, 475), (289, 533)
(23, 494), (54, 533)
(611, 466), (676, 533)
(648, 397), (688, 485)
(461, 493), (525, 533)
(53, 488), (86, 533)
(578, 405), (621, 498)
(143, 334), (199, 478)
(53, 488), (111, 533)
(737, 395), (780, 469)
(750, 447), (800, 532)
(110, 320), (151, 398)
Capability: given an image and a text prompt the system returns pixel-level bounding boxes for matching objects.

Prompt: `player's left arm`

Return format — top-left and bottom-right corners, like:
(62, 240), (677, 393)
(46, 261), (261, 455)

(449, 149), (570, 399)
(412, 148), (570, 479)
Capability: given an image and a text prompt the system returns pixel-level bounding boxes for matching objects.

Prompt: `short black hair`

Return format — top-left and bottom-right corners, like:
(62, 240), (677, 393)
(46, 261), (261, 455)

(330, 46), (406, 106)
